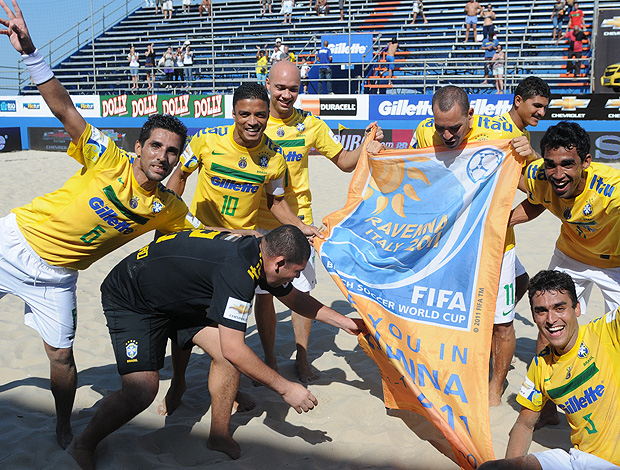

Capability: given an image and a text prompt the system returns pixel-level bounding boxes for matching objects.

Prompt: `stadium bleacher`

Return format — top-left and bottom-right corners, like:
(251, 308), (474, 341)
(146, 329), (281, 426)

(19, 0), (610, 95)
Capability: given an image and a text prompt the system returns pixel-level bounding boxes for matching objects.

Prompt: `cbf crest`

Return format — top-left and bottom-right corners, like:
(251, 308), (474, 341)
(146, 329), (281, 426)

(259, 155), (269, 169)
(125, 340), (138, 361)
(578, 342), (589, 358)
(238, 156), (248, 169)
(152, 199), (163, 214)
(583, 202), (593, 217)
(296, 122), (305, 132)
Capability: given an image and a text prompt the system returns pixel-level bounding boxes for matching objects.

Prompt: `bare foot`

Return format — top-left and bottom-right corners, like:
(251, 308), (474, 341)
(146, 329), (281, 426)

(157, 381), (187, 416)
(68, 440), (95, 470)
(207, 434), (241, 460)
(295, 359), (319, 383)
(535, 402), (560, 430)
(233, 390), (256, 413)
(56, 423), (73, 449)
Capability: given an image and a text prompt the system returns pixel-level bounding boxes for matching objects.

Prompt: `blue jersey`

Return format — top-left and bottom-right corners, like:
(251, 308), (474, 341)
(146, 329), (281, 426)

(318, 46), (331, 67)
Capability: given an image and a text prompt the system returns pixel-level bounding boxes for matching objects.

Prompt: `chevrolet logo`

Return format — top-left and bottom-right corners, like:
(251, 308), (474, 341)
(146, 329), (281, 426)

(549, 96), (590, 111)
(605, 99), (620, 109)
(602, 16), (620, 29)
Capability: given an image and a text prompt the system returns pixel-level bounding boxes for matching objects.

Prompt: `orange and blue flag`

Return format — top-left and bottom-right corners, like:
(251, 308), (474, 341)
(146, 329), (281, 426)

(315, 132), (522, 469)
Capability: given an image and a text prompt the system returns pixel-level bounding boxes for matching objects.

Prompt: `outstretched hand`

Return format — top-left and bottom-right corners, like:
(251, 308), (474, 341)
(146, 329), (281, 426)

(0, 0), (35, 55)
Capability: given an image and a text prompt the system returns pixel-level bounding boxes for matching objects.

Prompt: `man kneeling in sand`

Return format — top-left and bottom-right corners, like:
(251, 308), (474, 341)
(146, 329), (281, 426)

(479, 270), (620, 469)
(70, 225), (365, 469)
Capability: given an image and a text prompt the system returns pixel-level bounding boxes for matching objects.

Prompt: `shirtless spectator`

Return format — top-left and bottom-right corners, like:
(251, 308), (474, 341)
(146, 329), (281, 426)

(410, 0), (427, 25)
(199, 0), (211, 17)
(261, 0), (272, 15)
(464, 0), (482, 42)
(481, 4), (495, 40)
(315, 0), (329, 16)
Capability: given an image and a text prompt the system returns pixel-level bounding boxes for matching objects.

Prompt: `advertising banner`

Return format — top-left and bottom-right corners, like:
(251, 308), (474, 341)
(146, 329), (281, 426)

(100, 94), (224, 118)
(316, 133), (522, 469)
(0, 127), (22, 152)
(594, 9), (620, 94)
(29, 127), (140, 152)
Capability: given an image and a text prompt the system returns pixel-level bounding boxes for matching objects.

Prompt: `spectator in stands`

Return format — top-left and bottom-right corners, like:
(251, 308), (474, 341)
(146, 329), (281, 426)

(492, 44), (505, 93)
(270, 45), (285, 65)
(155, 0), (162, 14)
(174, 46), (184, 86)
(261, 0), (272, 15)
(283, 45), (295, 62)
(315, 0), (329, 16)
(551, 0), (566, 42)
(281, 0), (294, 24)
(300, 57), (310, 93)
(256, 45), (269, 86)
(182, 0), (191, 13)
(464, 0), (482, 42)
(317, 40), (333, 94)
(481, 4), (495, 40)
(481, 32), (498, 84)
(566, 1), (584, 32)
(145, 43), (155, 92)
(410, 0), (427, 25)
(564, 24), (588, 77)
(159, 46), (175, 88)
(183, 45), (194, 86)
(199, 0), (211, 16)
(128, 45), (139, 91)
(162, 0), (173, 20)
(384, 38), (399, 83)
(339, 0), (345, 21)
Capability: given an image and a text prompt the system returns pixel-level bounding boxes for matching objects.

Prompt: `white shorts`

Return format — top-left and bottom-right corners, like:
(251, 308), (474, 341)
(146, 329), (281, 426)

(183, 0), (191, 5)
(255, 227), (317, 294)
(412, 3), (421, 13)
(0, 213), (78, 348)
(282, 0), (293, 13)
(163, 0), (172, 9)
(548, 247), (620, 317)
(533, 448), (620, 470)
(495, 248), (516, 324)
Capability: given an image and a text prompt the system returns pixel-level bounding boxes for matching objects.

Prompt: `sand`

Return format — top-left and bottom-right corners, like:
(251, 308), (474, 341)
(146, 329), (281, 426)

(0, 150), (601, 469)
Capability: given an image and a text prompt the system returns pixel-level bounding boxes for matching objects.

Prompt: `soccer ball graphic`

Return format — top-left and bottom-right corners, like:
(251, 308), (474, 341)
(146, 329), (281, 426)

(467, 148), (503, 183)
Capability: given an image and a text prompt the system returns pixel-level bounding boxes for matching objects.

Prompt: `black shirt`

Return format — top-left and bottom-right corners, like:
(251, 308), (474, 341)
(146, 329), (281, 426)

(101, 229), (292, 332)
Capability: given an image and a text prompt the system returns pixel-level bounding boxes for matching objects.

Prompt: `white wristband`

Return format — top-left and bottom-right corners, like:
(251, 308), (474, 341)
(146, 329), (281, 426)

(21, 48), (54, 85)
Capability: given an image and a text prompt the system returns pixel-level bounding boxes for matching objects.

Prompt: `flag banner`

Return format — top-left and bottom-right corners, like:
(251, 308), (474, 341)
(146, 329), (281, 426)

(315, 132), (522, 469)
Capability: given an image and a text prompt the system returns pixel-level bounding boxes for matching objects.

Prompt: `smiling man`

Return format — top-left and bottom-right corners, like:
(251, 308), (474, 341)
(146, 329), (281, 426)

(69, 225), (366, 469)
(478, 270), (620, 470)
(254, 60), (382, 382)
(0, 0), (201, 449)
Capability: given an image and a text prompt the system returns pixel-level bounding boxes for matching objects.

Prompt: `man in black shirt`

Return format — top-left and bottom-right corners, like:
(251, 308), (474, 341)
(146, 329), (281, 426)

(70, 225), (365, 469)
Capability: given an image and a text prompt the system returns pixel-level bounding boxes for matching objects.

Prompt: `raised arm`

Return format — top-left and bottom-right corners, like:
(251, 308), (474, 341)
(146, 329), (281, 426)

(331, 122), (384, 172)
(0, 0), (86, 142)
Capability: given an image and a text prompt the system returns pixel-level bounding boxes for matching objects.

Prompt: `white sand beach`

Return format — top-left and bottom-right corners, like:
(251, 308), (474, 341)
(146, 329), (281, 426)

(0, 150), (601, 469)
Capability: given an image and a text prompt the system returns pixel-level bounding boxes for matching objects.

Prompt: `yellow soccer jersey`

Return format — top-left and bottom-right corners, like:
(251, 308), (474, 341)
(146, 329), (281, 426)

(13, 124), (199, 270)
(257, 108), (343, 230)
(414, 114), (525, 251)
(524, 161), (620, 268)
(180, 125), (287, 230)
(517, 310), (620, 465)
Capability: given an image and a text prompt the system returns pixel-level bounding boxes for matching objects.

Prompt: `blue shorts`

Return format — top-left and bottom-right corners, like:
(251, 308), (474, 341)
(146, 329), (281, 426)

(466, 14), (478, 24)
(386, 55), (395, 70)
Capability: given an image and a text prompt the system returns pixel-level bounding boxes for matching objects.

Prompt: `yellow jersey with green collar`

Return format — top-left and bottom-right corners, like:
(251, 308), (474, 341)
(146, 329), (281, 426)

(524, 161), (620, 268)
(414, 114), (525, 251)
(12, 124), (199, 270)
(256, 108), (343, 230)
(180, 124), (287, 230)
(516, 310), (620, 464)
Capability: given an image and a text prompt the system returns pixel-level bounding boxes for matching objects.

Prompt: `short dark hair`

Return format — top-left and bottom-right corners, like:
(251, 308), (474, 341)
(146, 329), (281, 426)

(528, 270), (578, 309)
(233, 82), (270, 109)
(432, 85), (470, 115)
(514, 76), (551, 102)
(540, 121), (590, 163)
(262, 225), (311, 266)
(138, 114), (188, 150)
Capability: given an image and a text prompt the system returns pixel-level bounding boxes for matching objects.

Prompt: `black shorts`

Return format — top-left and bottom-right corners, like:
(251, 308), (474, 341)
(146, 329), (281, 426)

(103, 299), (210, 375)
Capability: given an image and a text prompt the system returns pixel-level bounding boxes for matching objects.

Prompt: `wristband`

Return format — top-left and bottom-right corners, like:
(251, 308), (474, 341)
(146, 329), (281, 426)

(21, 48), (54, 85)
